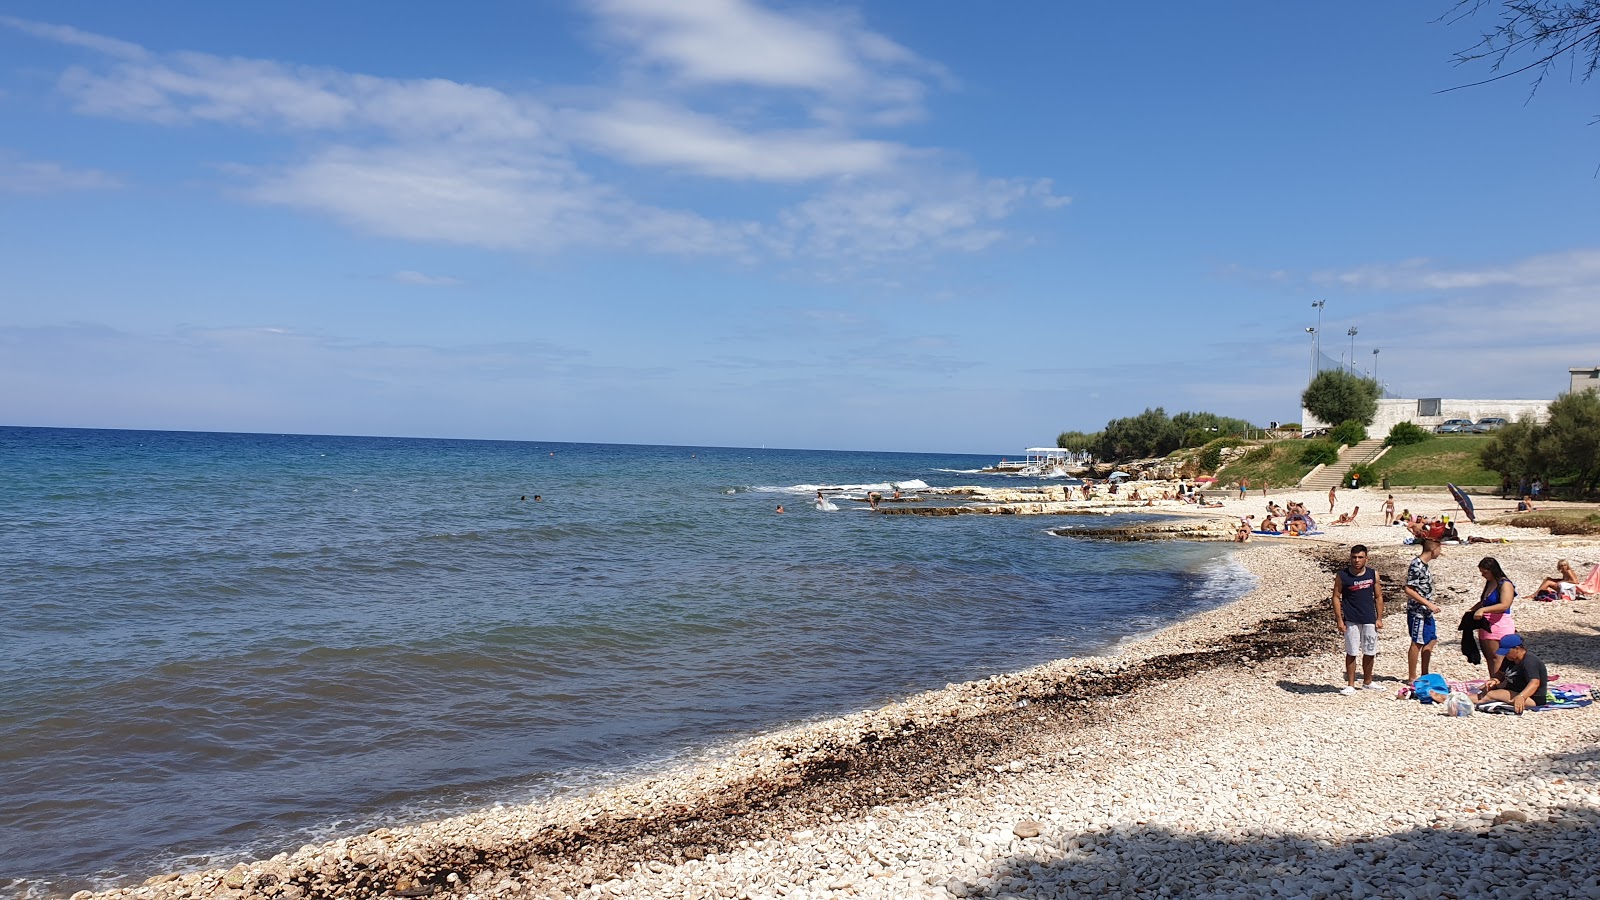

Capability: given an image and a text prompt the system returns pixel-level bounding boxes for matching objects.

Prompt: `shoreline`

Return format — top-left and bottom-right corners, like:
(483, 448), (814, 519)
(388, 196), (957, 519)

(65, 518), (1600, 900)
(67, 542), (1335, 900)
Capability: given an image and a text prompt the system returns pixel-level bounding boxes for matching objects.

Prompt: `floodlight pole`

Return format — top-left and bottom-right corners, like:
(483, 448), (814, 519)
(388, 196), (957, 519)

(1305, 327), (1317, 383)
(1347, 327), (1358, 375)
(1311, 300), (1325, 371)
(1372, 348), (1379, 386)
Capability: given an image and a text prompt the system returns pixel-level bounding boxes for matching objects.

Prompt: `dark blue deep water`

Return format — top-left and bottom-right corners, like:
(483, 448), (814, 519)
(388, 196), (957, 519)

(0, 427), (1246, 895)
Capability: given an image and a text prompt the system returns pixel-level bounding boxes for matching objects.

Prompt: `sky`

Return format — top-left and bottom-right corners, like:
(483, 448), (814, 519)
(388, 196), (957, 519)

(1, 1), (1596, 454)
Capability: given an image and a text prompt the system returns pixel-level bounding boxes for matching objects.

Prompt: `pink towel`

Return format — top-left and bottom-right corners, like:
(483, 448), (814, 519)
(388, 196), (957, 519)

(1580, 564), (1600, 597)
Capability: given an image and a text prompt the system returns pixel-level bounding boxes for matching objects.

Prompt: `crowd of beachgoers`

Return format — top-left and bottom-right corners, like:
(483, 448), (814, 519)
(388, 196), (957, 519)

(71, 486), (1600, 900)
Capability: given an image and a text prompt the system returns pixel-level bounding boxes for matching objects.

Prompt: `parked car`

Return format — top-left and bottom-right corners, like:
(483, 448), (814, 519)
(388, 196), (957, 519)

(1471, 417), (1508, 433)
(1435, 419), (1474, 434)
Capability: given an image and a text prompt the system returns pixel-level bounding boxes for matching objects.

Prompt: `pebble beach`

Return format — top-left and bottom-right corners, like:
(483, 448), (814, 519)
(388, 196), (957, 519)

(72, 487), (1600, 900)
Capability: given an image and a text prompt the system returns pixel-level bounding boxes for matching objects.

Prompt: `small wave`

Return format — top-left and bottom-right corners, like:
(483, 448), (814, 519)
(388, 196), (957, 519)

(933, 468), (986, 474)
(750, 478), (933, 496)
(1194, 550), (1257, 604)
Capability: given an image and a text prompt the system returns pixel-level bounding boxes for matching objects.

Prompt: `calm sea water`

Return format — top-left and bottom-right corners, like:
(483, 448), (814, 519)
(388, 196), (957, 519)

(0, 427), (1246, 895)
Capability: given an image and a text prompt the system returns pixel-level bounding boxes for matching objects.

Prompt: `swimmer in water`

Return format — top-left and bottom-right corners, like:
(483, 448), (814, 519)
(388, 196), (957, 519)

(776, 505), (785, 514)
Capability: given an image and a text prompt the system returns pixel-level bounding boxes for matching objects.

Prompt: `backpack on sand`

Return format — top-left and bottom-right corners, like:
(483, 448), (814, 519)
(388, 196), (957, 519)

(1413, 673), (1448, 704)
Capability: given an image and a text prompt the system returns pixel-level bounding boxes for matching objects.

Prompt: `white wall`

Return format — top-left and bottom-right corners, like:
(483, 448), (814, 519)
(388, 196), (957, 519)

(1303, 398), (1551, 435)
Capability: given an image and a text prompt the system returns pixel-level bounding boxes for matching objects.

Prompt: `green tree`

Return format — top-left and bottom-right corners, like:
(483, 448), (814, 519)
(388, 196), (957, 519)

(1093, 407), (1182, 461)
(1480, 415), (1540, 484)
(1536, 391), (1600, 495)
(1171, 411), (1255, 448)
(1056, 430), (1098, 453)
(1301, 370), (1381, 426)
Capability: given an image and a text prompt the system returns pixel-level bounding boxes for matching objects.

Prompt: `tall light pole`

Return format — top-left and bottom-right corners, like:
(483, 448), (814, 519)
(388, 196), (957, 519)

(1305, 327), (1317, 382)
(1372, 348), (1380, 387)
(1311, 300), (1326, 371)
(1347, 327), (1358, 375)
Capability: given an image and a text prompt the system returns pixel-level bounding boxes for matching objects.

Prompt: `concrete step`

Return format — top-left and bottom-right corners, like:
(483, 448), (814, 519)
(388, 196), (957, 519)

(1297, 438), (1388, 489)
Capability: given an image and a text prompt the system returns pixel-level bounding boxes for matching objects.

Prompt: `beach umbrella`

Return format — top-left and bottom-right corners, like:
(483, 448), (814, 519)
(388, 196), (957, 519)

(1193, 476), (1216, 483)
(1447, 483), (1477, 523)
(1108, 471), (1131, 480)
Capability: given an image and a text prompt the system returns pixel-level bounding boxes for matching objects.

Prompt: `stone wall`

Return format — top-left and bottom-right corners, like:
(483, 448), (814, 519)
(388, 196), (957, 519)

(1303, 398), (1552, 435)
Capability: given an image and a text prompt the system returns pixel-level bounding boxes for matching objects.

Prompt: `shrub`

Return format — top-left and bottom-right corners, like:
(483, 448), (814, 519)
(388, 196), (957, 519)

(1279, 423), (1302, 431)
(1242, 445), (1272, 464)
(1385, 421), (1432, 448)
(1299, 441), (1339, 467)
(1346, 463), (1376, 488)
(1329, 420), (1367, 447)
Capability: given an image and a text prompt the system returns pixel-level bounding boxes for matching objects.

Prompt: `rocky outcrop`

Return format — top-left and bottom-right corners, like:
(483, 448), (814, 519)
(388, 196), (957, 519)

(1051, 518), (1238, 542)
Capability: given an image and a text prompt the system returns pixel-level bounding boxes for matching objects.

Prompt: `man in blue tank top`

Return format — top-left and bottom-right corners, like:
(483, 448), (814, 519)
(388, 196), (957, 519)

(1332, 544), (1385, 695)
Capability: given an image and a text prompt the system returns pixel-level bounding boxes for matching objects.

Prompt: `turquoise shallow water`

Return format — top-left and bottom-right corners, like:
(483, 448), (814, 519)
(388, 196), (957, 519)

(0, 427), (1245, 895)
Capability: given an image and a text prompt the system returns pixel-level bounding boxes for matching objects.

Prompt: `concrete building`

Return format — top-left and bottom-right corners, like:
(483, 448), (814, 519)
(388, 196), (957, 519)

(1572, 367), (1600, 395)
(1303, 398), (1551, 434)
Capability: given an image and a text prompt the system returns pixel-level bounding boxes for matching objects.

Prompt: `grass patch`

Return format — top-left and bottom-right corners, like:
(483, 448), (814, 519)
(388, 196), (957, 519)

(1369, 435), (1497, 487)
(1216, 440), (1317, 489)
(1502, 510), (1600, 535)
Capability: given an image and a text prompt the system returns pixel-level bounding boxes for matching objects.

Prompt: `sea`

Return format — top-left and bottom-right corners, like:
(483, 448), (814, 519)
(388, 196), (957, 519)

(0, 427), (1250, 896)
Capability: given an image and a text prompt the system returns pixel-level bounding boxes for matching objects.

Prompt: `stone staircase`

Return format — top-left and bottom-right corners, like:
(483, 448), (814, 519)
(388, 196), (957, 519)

(1299, 438), (1387, 491)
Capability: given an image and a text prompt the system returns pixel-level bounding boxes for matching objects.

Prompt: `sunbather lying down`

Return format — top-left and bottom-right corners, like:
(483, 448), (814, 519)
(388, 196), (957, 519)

(1329, 506), (1360, 526)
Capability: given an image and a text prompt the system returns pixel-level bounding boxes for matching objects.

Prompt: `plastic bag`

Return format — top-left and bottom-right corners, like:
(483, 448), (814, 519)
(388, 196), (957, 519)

(1443, 692), (1474, 717)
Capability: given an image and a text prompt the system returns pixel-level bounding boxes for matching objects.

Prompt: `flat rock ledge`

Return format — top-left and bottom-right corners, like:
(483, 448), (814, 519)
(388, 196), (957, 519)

(1050, 517), (1239, 541)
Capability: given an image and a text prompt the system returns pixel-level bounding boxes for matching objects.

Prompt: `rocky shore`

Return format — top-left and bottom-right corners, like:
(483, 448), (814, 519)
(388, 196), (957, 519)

(73, 504), (1600, 900)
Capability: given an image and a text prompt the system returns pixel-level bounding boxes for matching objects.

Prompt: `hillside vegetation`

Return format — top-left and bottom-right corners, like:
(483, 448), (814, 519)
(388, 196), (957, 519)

(1215, 433), (1500, 489)
(1368, 435), (1497, 487)
(1215, 442), (1317, 488)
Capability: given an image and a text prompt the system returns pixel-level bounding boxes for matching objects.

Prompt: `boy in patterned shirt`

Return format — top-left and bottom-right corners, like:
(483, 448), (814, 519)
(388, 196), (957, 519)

(1405, 536), (1444, 683)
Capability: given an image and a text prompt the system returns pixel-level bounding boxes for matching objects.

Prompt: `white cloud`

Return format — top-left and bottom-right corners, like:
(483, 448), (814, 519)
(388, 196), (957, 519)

(0, 15), (146, 61)
(1255, 247), (1600, 402)
(591, 0), (910, 88)
(390, 270), (463, 287)
(568, 100), (900, 180)
(771, 175), (1068, 263)
(1314, 248), (1600, 293)
(8, 6), (1067, 269)
(248, 144), (753, 256)
(0, 154), (121, 192)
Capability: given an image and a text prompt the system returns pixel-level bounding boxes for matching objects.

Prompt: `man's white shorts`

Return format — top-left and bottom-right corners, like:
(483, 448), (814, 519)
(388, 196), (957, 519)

(1344, 623), (1378, 657)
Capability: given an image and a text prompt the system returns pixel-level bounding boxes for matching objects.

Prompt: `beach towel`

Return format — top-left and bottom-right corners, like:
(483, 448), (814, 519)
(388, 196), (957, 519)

(1580, 564), (1600, 598)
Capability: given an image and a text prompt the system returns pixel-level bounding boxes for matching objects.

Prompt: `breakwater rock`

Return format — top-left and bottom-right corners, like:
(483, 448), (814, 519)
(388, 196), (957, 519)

(1052, 518), (1238, 542)
(879, 502), (1120, 517)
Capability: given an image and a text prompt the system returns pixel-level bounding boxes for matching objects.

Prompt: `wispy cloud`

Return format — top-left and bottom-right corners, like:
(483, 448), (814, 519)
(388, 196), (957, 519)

(1253, 247), (1600, 401)
(3, 5), (1065, 269)
(1313, 248), (1600, 292)
(0, 153), (121, 192)
(0, 15), (146, 61)
(389, 270), (463, 287)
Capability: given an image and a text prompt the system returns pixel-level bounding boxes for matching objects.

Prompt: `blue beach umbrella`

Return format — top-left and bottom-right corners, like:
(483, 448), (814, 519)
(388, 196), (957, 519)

(1447, 483), (1477, 523)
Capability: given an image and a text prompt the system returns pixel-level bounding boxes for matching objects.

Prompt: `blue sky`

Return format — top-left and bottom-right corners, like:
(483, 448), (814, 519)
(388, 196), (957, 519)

(1, 1), (1595, 453)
